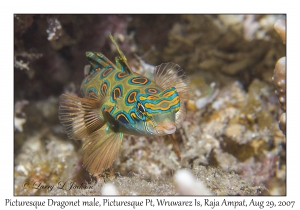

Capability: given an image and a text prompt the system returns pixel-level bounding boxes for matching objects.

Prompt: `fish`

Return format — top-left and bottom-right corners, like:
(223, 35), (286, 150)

(59, 34), (189, 176)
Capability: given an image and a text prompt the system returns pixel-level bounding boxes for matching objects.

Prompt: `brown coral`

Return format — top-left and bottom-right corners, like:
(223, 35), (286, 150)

(273, 57), (286, 111)
(273, 19), (286, 134)
(274, 19), (286, 44)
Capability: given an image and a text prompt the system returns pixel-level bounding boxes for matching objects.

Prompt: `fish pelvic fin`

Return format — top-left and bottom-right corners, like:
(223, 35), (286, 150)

(169, 134), (181, 161)
(59, 94), (105, 140)
(82, 124), (123, 176)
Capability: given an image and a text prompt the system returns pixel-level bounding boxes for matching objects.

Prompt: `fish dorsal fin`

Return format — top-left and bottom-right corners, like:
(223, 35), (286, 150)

(85, 51), (116, 74)
(82, 123), (123, 175)
(59, 94), (105, 140)
(115, 56), (132, 75)
(109, 34), (133, 75)
(154, 62), (189, 100)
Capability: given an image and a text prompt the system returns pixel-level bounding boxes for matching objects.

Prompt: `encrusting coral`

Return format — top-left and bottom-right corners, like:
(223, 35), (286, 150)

(273, 19), (286, 135)
(274, 19), (286, 44)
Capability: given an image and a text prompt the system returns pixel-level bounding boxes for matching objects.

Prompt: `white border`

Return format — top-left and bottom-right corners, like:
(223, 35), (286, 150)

(2, 0), (298, 209)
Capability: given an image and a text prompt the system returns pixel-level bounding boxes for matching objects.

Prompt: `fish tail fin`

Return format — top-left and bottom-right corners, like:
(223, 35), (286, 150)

(82, 124), (123, 175)
(59, 94), (105, 140)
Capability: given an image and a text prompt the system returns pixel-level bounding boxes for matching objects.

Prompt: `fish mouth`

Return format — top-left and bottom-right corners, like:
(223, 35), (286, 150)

(155, 123), (176, 135)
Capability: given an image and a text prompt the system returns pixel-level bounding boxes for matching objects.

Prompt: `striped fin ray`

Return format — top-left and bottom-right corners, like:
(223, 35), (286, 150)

(82, 124), (123, 175)
(59, 94), (105, 140)
(85, 51), (116, 72)
(154, 62), (189, 100)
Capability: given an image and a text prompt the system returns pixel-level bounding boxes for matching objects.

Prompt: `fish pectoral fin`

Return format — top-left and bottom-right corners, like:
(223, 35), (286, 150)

(82, 124), (123, 176)
(154, 62), (189, 126)
(154, 62), (189, 100)
(169, 134), (181, 161)
(59, 94), (105, 140)
(102, 106), (120, 133)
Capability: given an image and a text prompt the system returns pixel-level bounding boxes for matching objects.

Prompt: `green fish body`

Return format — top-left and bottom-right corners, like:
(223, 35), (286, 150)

(59, 35), (189, 175)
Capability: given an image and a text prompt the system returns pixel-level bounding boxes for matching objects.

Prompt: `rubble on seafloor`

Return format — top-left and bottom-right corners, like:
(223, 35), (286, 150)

(14, 14), (286, 195)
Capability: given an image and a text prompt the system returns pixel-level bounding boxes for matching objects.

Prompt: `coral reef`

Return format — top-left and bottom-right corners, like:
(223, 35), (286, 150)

(46, 17), (63, 41)
(274, 19), (286, 44)
(273, 19), (286, 135)
(14, 15), (286, 196)
(14, 100), (29, 132)
(162, 15), (285, 85)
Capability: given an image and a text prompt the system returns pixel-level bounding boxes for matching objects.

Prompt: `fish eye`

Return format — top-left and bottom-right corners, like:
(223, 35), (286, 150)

(139, 105), (145, 113)
(137, 102), (145, 114)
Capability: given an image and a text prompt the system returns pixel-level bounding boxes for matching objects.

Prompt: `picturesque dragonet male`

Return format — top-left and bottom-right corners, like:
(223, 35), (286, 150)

(59, 35), (189, 175)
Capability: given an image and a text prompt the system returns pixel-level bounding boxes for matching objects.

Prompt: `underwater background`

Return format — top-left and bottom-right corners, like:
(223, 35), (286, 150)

(14, 14), (286, 195)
